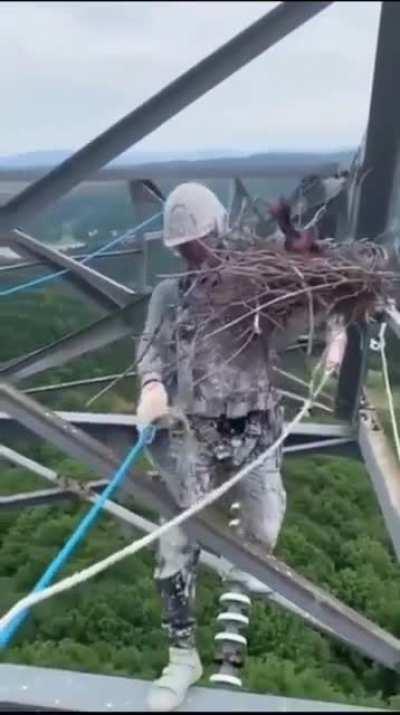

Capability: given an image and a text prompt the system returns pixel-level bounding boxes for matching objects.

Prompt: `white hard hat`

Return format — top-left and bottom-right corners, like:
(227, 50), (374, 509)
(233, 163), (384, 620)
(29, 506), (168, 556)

(163, 182), (228, 247)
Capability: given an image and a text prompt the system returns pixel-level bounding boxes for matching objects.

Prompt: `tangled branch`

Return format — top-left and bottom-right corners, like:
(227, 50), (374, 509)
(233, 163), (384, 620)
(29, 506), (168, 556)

(179, 239), (398, 353)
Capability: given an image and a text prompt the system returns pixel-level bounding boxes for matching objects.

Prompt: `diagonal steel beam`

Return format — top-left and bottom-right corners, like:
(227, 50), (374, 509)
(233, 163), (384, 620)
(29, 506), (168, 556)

(0, 248), (142, 275)
(128, 179), (165, 205)
(230, 177), (274, 235)
(0, 300), (147, 383)
(0, 488), (81, 509)
(0, 2), (333, 232)
(23, 371), (137, 396)
(0, 442), (333, 629)
(0, 230), (135, 310)
(0, 482), (108, 510)
(235, 178), (266, 225)
(0, 448), (358, 638)
(228, 178), (246, 225)
(0, 382), (400, 671)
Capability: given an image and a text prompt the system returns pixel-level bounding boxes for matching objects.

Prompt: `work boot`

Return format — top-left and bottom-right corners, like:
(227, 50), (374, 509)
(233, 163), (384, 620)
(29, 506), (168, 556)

(146, 647), (203, 712)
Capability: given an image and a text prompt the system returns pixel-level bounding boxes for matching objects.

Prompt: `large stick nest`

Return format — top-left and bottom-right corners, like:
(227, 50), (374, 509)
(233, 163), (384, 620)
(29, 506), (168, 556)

(183, 238), (399, 345)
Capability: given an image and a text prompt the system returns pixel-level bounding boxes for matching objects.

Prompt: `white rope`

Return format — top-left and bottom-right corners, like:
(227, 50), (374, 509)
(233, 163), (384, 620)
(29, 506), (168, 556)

(0, 370), (332, 631)
(379, 324), (400, 463)
(273, 366), (333, 403)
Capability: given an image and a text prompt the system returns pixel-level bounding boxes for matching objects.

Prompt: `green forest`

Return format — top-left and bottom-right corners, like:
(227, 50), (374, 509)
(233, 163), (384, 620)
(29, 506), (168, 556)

(1, 250), (400, 709)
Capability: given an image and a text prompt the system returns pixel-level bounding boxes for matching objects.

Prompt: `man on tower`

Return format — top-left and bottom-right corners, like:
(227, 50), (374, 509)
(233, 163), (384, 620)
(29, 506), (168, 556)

(135, 182), (347, 712)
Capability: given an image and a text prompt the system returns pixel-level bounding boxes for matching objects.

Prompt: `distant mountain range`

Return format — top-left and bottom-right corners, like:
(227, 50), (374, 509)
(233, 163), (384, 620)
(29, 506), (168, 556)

(0, 148), (356, 169)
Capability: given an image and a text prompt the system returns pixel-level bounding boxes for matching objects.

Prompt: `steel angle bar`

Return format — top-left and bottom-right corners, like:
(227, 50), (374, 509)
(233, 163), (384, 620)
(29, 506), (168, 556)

(0, 664), (377, 712)
(335, 3), (400, 421)
(128, 180), (165, 207)
(289, 422), (353, 438)
(230, 177), (275, 235)
(127, 182), (159, 292)
(0, 230), (134, 310)
(236, 177), (271, 226)
(139, 180), (165, 204)
(0, 410), (355, 454)
(0, 488), (81, 510)
(335, 321), (370, 424)
(0, 444), (105, 496)
(0, 440), (385, 652)
(0, 481), (107, 510)
(359, 407), (400, 562)
(87, 498), (347, 637)
(228, 178), (246, 225)
(187, 503), (400, 671)
(0, 2), (333, 231)
(0, 411), (355, 452)
(0, 383), (133, 479)
(78, 497), (344, 637)
(0, 300), (146, 383)
(283, 436), (358, 456)
(0, 248), (143, 275)
(24, 372), (137, 396)
(0, 444), (60, 484)
(2, 444), (282, 623)
(355, 2), (400, 241)
(1, 384), (400, 670)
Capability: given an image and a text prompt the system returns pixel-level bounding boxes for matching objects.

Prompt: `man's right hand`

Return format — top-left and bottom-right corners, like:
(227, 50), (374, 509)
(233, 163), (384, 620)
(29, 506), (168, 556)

(136, 381), (169, 427)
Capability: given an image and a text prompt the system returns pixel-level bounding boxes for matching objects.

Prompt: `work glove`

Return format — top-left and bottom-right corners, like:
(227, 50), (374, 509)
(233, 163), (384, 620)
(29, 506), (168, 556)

(136, 381), (169, 428)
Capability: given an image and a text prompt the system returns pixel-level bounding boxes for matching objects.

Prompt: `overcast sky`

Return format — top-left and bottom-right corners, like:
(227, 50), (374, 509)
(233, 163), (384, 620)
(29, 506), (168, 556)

(0, 1), (382, 158)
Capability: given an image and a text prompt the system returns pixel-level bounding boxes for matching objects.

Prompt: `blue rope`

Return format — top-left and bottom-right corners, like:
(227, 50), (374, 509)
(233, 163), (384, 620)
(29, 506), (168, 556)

(0, 212), (162, 297)
(0, 424), (155, 649)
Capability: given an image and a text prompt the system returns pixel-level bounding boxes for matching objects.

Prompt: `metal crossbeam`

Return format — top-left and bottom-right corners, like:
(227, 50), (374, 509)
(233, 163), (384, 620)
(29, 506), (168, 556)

(0, 406), (356, 458)
(0, 383), (399, 671)
(0, 300), (147, 383)
(0, 483), (108, 510)
(0, 230), (135, 309)
(0, 2), (333, 232)
(0, 444), (354, 636)
(229, 177), (270, 231)
(0, 443), (341, 630)
(0, 664), (375, 712)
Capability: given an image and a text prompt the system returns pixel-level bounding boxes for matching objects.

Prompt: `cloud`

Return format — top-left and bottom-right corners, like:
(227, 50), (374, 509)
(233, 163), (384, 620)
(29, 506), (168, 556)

(0, 1), (381, 156)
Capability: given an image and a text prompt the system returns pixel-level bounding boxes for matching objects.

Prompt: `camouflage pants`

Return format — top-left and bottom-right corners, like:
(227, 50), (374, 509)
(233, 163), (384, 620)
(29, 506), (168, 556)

(147, 406), (286, 649)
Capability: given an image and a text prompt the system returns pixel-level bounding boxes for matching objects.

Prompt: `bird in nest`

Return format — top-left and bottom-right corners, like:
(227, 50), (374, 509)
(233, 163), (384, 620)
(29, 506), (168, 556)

(269, 197), (320, 254)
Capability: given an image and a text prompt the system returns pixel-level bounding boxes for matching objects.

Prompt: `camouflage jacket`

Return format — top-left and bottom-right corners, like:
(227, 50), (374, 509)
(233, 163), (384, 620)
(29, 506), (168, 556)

(136, 275), (320, 419)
